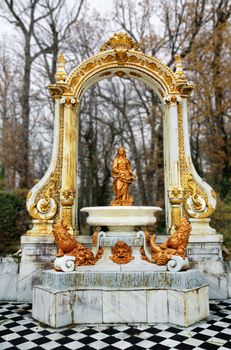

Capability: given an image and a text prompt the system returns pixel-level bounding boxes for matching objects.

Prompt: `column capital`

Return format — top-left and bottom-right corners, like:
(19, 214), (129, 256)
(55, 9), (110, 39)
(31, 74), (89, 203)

(61, 95), (80, 108)
(163, 94), (182, 105)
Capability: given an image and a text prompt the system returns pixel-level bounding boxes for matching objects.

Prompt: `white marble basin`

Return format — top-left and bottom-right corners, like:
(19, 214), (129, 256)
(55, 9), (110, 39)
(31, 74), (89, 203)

(80, 206), (162, 231)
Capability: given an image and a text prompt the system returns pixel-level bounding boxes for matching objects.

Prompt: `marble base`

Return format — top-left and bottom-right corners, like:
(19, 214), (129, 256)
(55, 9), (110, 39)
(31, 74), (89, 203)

(156, 234), (229, 299)
(32, 269), (209, 328)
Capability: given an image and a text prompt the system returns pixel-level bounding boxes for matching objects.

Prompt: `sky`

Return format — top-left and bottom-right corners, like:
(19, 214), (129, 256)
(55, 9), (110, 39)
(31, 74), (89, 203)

(0, 0), (114, 36)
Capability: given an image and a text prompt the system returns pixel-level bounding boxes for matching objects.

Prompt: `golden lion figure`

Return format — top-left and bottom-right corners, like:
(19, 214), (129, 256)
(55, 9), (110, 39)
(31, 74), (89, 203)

(53, 220), (97, 268)
(150, 218), (191, 265)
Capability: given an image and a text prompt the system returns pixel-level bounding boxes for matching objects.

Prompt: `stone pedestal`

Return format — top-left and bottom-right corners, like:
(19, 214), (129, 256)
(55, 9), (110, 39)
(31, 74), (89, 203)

(18, 236), (57, 301)
(156, 233), (229, 299)
(33, 269), (209, 328)
(187, 234), (228, 299)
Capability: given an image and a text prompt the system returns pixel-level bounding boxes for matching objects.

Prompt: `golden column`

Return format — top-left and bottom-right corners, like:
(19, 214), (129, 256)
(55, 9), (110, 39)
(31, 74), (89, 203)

(60, 94), (79, 235)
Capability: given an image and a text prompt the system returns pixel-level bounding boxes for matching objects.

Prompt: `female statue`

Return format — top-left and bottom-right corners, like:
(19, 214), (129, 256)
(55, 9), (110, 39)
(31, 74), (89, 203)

(111, 147), (134, 206)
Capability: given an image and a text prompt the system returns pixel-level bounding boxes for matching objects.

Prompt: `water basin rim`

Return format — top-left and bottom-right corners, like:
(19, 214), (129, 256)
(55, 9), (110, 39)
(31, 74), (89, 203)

(80, 206), (162, 212)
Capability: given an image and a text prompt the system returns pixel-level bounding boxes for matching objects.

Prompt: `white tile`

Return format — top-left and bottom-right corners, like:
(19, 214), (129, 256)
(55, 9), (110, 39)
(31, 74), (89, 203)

(103, 290), (146, 323)
(113, 325), (130, 332)
(60, 340), (85, 349)
(147, 290), (168, 323)
(114, 332), (130, 340)
(45, 333), (65, 341)
(136, 339), (157, 348)
(41, 341), (65, 350)
(183, 338), (204, 346)
(24, 333), (44, 341)
(2, 333), (21, 341)
(157, 331), (177, 338)
(201, 329), (219, 336)
(112, 340), (133, 349)
(207, 337), (227, 346)
(160, 339), (180, 347)
(73, 290), (103, 323)
(178, 330), (196, 338)
(0, 342), (15, 350)
(91, 332), (113, 340)
(89, 340), (109, 349)
(8, 325), (27, 332)
(221, 328), (231, 335)
(69, 333), (88, 341)
(135, 331), (153, 339)
(17, 342), (39, 350)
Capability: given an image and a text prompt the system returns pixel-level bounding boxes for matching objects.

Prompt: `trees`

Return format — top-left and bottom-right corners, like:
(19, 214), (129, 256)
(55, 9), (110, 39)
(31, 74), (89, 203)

(0, 0), (84, 188)
(0, 0), (230, 237)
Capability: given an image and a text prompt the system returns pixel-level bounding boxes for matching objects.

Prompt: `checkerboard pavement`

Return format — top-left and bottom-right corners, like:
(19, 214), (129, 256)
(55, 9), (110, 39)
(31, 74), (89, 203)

(0, 300), (230, 350)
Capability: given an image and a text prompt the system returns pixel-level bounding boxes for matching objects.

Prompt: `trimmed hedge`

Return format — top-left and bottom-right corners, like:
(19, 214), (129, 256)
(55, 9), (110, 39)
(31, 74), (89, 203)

(0, 190), (29, 255)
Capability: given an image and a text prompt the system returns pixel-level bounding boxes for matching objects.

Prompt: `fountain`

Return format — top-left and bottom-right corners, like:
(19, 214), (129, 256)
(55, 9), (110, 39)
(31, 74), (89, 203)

(32, 147), (209, 327)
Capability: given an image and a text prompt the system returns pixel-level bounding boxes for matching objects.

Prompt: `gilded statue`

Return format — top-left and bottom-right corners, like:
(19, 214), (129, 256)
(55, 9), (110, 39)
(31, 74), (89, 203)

(53, 220), (100, 267)
(111, 147), (134, 206)
(149, 218), (191, 265)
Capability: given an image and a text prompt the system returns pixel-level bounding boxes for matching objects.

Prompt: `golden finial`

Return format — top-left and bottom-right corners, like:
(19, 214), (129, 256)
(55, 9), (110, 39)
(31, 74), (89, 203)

(55, 53), (67, 82)
(175, 54), (187, 82)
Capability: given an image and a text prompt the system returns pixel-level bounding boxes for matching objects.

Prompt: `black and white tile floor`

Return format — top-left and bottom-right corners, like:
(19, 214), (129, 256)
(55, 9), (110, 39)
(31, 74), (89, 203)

(0, 300), (230, 350)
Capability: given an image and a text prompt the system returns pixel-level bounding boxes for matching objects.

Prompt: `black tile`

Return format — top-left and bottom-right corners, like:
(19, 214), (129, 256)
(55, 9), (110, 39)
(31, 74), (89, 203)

(191, 327), (205, 332)
(0, 310), (14, 315)
(171, 334), (188, 342)
(9, 337), (28, 346)
(176, 343), (194, 350)
(2, 321), (18, 328)
(58, 329), (76, 336)
(166, 326), (182, 334)
(145, 327), (163, 335)
(37, 330), (51, 336)
(148, 335), (166, 343)
(81, 328), (98, 336)
(71, 336), (95, 345)
(101, 328), (119, 335)
(0, 329), (13, 336)
(125, 327), (142, 336)
(33, 337), (51, 345)
(192, 333), (210, 341)
(207, 324), (224, 332)
(103, 336), (121, 344)
(149, 344), (170, 350)
(199, 342), (221, 350)
(18, 329), (34, 336)
(125, 335), (143, 344)
(126, 346), (148, 350)
(24, 322), (37, 328)
(214, 332), (231, 340)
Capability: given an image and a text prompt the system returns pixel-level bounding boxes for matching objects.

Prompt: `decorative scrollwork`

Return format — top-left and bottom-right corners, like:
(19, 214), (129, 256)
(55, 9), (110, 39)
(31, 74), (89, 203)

(100, 32), (141, 52)
(177, 102), (216, 218)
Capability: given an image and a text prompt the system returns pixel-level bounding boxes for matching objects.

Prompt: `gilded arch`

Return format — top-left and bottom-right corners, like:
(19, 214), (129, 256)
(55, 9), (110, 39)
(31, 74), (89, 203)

(26, 32), (216, 236)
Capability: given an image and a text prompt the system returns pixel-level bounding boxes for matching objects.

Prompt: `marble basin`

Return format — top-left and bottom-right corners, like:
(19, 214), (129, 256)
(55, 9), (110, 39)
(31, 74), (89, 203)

(80, 206), (162, 232)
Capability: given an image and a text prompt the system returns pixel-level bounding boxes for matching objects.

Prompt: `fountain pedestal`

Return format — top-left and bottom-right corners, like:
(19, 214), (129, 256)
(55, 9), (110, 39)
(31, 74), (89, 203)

(32, 206), (209, 327)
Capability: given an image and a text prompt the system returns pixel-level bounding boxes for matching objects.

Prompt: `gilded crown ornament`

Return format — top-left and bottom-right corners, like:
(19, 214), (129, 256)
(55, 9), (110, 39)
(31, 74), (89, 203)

(100, 32), (140, 52)
(55, 53), (67, 82)
(175, 54), (187, 82)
